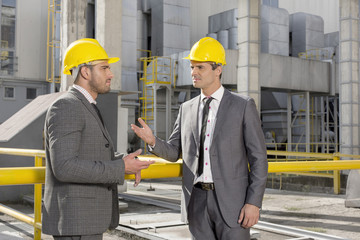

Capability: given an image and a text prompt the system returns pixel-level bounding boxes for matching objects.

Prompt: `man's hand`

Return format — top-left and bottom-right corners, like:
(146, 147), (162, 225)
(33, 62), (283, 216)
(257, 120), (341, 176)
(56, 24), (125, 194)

(131, 118), (156, 146)
(123, 149), (155, 187)
(238, 203), (260, 228)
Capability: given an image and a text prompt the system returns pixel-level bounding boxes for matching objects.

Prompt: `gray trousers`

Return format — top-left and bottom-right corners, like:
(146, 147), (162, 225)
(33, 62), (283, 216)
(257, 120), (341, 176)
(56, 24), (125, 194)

(53, 234), (102, 240)
(188, 187), (250, 240)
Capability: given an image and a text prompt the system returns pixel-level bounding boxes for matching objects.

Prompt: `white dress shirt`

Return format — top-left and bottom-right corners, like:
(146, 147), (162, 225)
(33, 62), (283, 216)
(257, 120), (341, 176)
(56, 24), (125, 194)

(195, 85), (224, 183)
(73, 84), (96, 104)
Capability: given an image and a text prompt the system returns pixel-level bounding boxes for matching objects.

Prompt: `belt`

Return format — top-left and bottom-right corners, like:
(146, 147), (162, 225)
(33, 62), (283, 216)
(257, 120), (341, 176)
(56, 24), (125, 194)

(194, 182), (215, 191)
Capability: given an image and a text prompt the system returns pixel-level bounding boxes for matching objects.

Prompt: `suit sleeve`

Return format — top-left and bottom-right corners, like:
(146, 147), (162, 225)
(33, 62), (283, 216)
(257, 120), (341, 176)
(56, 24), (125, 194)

(243, 99), (268, 208)
(150, 105), (183, 162)
(46, 99), (126, 184)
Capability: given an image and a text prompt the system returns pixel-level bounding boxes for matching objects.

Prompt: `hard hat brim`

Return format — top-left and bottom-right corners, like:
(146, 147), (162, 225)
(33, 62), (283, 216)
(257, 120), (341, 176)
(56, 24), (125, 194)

(183, 55), (227, 65)
(63, 57), (120, 75)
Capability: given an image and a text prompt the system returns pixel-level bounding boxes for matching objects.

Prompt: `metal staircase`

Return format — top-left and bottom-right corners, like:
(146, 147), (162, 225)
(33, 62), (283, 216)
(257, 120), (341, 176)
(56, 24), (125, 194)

(139, 56), (172, 151)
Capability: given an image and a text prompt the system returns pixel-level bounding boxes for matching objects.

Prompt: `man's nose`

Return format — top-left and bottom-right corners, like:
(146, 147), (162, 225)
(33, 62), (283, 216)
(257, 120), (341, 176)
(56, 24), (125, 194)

(108, 70), (114, 79)
(191, 68), (197, 76)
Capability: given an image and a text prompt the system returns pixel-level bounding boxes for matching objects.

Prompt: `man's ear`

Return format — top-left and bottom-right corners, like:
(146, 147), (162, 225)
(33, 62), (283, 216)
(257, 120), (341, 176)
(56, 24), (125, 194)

(80, 66), (91, 80)
(216, 65), (222, 77)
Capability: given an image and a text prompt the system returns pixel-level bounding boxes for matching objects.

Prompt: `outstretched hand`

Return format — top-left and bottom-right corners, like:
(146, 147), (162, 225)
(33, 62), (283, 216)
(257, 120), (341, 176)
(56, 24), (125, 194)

(123, 149), (155, 187)
(131, 118), (156, 146)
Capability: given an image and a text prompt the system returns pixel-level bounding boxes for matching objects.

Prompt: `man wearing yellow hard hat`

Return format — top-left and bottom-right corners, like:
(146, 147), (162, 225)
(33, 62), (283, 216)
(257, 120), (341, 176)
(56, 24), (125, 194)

(132, 37), (268, 239)
(43, 38), (155, 239)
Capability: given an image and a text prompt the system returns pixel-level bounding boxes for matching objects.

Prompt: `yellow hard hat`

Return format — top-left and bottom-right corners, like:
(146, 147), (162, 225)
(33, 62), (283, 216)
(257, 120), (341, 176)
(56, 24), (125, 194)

(63, 38), (120, 75)
(184, 37), (226, 65)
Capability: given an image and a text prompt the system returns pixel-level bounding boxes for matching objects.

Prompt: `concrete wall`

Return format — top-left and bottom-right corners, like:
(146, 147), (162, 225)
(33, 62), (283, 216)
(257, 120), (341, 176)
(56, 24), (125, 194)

(16, 0), (48, 80)
(0, 80), (48, 123)
(121, 0), (138, 97)
(60, 0), (88, 91)
(260, 53), (334, 93)
(175, 50), (336, 95)
(0, 0), (49, 124)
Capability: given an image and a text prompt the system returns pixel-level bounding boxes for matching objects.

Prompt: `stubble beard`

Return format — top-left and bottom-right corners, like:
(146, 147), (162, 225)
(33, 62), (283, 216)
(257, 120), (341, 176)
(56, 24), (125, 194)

(89, 80), (111, 95)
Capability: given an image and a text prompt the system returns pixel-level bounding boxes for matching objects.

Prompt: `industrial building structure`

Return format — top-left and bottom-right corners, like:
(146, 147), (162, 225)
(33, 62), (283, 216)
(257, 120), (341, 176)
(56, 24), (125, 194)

(0, 0), (360, 206)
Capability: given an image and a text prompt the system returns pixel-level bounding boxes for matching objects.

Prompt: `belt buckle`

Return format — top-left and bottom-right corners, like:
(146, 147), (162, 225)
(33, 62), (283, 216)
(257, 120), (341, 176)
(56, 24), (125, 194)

(202, 183), (214, 191)
(203, 184), (211, 191)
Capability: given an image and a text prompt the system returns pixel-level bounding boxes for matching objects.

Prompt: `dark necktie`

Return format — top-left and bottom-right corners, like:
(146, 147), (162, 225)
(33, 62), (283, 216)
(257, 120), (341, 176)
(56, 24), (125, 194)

(91, 103), (104, 126)
(198, 97), (213, 176)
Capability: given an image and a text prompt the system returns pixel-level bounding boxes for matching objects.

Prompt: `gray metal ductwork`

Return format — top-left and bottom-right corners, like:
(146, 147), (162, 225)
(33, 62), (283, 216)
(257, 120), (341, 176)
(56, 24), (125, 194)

(290, 12), (325, 57)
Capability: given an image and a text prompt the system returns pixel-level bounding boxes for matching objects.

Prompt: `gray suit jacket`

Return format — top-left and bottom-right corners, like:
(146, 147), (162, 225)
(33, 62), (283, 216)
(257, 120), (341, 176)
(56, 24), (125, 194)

(43, 88), (125, 236)
(152, 89), (268, 227)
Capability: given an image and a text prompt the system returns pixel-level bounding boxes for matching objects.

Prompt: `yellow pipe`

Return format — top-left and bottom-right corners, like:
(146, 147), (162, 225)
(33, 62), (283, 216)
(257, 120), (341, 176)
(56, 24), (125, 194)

(267, 150), (333, 158)
(0, 167), (45, 185)
(0, 204), (41, 229)
(1, 148), (359, 162)
(268, 160), (360, 172)
(280, 172), (333, 178)
(333, 156), (341, 194)
(268, 158), (326, 162)
(2, 160), (360, 184)
(268, 150), (360, 159)
(1, 148), (359, 161)
(34, 156), (43, 240)
(334, 152), (360, 159)
(125, 162), (182, 180)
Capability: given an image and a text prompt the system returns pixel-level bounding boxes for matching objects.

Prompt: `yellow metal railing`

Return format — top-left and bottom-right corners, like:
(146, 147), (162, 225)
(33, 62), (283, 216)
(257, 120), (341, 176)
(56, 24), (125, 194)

(0, 148), (45, 240)
(298, 48), (334, 60)
(266, 142), (339, 153)
(267, 149), (360, 194)
(2, 147), (360, 239)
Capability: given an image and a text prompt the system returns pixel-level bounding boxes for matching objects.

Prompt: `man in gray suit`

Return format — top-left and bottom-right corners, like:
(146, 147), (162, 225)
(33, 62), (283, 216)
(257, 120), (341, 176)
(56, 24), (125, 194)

(131, 37), (268, 239)
(43, 38), (154, 240)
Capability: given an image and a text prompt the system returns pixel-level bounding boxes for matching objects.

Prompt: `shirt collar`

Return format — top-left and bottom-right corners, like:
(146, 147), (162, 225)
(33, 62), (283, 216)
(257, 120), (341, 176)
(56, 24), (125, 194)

(73, 84), (97, 104)
(200, 85), (225, 102)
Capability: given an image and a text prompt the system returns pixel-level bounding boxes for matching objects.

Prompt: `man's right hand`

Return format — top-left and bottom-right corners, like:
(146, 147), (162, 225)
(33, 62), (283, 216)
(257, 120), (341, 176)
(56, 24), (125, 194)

(131, 118), (156, 146)
(123, 149), (155, 186)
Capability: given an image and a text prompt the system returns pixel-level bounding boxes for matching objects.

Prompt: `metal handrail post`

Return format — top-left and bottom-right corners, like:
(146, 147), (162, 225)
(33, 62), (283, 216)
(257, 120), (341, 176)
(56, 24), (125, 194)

(333, 155), (340, 194)
(34, 156), (43, 240)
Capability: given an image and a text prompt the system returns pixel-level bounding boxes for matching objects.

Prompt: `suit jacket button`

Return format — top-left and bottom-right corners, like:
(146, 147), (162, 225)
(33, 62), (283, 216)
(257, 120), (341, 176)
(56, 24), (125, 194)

(105, 143), (110, 148)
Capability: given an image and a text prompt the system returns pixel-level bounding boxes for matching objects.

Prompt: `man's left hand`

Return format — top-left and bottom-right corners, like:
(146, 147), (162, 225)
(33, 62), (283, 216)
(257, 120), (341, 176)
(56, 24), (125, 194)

(238, 203), (260, 228)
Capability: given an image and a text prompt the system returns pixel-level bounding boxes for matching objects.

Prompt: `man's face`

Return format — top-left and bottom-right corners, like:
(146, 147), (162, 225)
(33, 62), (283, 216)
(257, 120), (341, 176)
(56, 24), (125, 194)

(190, 61), (220, 92)
(88, 61), (114, 95)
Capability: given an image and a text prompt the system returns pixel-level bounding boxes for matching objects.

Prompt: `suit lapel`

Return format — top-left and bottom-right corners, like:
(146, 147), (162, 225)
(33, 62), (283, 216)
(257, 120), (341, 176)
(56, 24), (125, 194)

(212, 89), (233, 141)
(191, 96), (201, 149)
(70, 88), (112, 143)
